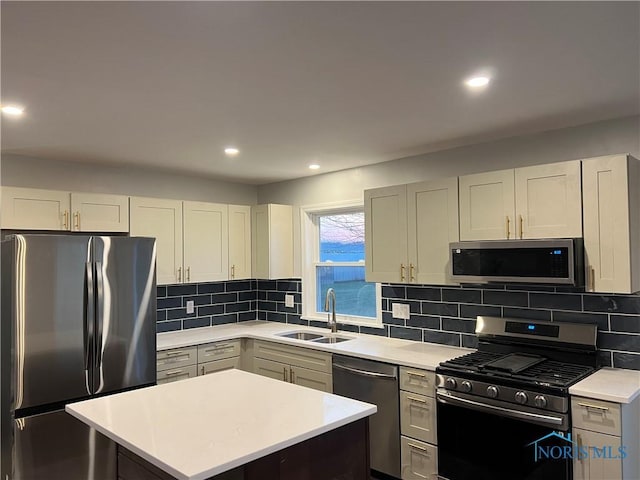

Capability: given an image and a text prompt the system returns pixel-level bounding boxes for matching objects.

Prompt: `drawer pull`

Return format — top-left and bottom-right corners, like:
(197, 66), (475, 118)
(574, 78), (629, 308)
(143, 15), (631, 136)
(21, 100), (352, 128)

(164, 369), (185, 376)
(577, 402), (609, 412)
(406, 371), (427, 378)
(407, 442), (428, 452)
(205, 344), (234, 352)
(407, 395), (427, 404)
(165, 351), (186, 357)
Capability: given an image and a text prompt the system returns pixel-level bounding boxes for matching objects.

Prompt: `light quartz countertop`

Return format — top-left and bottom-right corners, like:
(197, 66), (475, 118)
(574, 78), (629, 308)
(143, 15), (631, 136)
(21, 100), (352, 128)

(66, 369), (376, 480)
(157, 320), (471, 371)
(569, 367), (640, 404)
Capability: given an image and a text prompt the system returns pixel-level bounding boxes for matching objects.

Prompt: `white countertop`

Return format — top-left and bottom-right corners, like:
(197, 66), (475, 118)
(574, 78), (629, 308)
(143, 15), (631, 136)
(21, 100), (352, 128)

(66, 369), (376, 480)
(569, 367), (640, 404)
(157, 320), (470, 371)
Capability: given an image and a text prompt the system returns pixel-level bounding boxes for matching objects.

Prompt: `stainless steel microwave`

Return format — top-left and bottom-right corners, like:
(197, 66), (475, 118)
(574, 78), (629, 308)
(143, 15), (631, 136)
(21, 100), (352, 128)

(449, 238), (584, 285)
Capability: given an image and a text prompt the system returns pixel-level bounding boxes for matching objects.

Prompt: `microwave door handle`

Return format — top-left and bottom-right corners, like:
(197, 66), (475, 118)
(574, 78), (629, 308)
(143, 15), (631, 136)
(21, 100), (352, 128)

(84, 262), (95, 395)
(436, 389), (565, 429)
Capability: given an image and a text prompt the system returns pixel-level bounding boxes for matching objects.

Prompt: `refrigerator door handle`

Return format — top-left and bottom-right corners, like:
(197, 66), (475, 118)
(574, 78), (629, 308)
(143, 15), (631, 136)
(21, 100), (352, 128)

(84, 262), (95, 395)
(95, 261), (105, 391)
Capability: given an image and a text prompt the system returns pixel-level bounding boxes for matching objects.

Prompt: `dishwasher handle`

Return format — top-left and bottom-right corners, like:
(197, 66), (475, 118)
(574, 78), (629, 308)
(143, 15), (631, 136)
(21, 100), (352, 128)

(333, 363), (398, 379)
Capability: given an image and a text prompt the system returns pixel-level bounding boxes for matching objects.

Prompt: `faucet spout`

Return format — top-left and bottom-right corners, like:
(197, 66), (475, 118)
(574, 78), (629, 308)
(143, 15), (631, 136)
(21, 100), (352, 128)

(324, 288), (337, 333)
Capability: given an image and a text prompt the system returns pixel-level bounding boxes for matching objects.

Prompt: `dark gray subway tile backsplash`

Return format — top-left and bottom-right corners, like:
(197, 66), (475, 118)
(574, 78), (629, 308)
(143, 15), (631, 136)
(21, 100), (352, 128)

(156, 277), (640, 371)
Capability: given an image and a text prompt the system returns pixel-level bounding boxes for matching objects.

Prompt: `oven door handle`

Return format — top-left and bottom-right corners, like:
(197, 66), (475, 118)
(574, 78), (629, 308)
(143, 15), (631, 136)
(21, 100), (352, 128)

(436, 389), (566, 429)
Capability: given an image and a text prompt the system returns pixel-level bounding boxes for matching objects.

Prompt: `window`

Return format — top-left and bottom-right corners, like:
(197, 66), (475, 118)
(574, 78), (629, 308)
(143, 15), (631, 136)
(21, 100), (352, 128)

(302, 205), (381, 326)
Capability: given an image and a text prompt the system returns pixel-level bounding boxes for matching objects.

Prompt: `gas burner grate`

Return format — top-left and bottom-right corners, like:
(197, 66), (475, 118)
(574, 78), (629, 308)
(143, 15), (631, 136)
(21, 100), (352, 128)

(514, 361), (594, 387)
(439, 351), (503, 370)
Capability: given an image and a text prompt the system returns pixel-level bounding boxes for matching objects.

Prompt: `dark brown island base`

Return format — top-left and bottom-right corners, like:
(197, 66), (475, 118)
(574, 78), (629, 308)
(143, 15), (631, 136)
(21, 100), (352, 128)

(118, 419), (370, 480)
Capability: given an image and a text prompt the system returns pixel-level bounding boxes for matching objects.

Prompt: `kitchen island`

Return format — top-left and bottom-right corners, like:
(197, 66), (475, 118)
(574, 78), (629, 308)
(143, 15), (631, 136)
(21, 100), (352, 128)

(66, 369), (376, 480)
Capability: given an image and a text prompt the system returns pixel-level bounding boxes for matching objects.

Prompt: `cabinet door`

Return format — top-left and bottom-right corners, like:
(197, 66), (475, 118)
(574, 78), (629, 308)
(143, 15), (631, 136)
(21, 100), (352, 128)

(407, 178), (459, 285)
(582, 155), (639, 294)
(229, 205), (252, 280)
(515, 160), (582, 239)
(130, 197), (183, 285)
(290, 365), (332, 393)
(1, 187), (70, 230)
(365, 185), (408, 282)
(183, 201), (228, 283)
(156, 365), (197, 385)
(70, 193), (129, 232)
(400, 436), (437, 480)
(199, 357), (241, 376)
(253, 357), (288, 382)
(400, 391), (436, 444)
(459, 169), (515, 241)
(252, 204), (293, 279)
(573, 428), (622, 480)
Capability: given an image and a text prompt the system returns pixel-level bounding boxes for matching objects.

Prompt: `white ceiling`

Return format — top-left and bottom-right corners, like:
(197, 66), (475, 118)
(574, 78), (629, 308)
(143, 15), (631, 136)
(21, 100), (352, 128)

(2, 1), (639, 185)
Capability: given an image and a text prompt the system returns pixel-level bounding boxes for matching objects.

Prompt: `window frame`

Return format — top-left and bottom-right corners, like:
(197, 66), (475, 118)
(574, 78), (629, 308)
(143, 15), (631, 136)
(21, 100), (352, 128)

(300, 200), (382, 328)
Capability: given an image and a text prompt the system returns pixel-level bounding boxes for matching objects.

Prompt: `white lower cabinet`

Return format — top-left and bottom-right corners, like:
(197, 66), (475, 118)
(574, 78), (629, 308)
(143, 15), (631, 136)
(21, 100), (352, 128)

(399, 367), (437, 480)
(157, 340), (241, 384)
(200, 357), (241, 376)
(401, 436), (437, 480)
(157, 365), (198, 384)
(573, 428), (622, 480)
(251, 340), (332, 393)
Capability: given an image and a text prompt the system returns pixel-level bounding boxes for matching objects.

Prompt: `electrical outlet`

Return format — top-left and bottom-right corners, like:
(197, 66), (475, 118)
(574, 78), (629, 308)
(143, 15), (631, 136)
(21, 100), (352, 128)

(186, 300), (195, 314)
(392, 303), (410, 320)
(285, 294), (295, 308)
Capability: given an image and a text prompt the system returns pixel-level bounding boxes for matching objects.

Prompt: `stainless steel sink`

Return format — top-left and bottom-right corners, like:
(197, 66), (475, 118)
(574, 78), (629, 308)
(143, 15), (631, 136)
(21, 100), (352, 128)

(311, 336), (353, 344)
(276, 331), (324, 341)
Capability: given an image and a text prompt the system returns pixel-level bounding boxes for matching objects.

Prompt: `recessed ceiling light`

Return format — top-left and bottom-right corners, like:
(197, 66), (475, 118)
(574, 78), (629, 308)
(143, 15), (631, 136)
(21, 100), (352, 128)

(224, 147), (239, 156)
(1, 105), (25, 116)
(465, 76), (490, 88)
(309, 164), (320, 170)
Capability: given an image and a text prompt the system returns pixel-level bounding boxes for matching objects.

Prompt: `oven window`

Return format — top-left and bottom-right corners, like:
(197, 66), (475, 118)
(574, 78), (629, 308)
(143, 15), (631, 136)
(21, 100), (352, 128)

(437, 401), (570, 480)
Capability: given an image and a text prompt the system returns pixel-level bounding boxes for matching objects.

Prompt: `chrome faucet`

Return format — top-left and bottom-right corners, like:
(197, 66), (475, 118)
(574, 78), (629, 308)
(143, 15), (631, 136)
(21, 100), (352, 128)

(324, 288), (337, 333)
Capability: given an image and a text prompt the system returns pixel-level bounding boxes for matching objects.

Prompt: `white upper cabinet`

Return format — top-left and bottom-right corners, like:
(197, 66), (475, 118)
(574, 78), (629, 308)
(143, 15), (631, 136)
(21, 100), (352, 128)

(228, 205), (252, 280)
(365, 179), (459, 285)
(407, 178), (459, 285)
(252, 204), (293, 279)
(1, 187), (129, 232)
(365, 185), (408, 283)
(514, 160), (582, 239)
(459, 169), (515, 241)
(130, 197), (183, 285)
(582, 154), (640, 294)
(459, 161), (582, 241)
(70, 193), (129, 232)
(183, 201), (228, 283)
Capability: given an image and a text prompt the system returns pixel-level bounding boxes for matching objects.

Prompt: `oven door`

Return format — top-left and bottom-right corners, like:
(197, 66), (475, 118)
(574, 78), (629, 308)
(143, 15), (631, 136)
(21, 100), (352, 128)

(436, 389), (571, 480)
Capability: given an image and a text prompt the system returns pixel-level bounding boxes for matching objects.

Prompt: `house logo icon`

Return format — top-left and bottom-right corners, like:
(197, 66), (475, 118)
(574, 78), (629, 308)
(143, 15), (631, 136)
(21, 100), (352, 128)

(527, 431), (576, 462)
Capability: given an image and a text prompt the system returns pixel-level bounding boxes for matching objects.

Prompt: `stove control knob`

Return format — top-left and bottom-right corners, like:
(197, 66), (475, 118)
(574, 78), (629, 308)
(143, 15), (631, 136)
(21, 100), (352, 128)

(487, 385), (499, 398)
(534, 395), (548, 408)
(515, 391), (528, 404)
(445, 378), (457, 389)
(461, 381), (472, 393)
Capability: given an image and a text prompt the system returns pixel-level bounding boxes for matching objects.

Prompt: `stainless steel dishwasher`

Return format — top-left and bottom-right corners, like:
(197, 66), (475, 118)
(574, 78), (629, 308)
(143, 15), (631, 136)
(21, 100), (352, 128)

(332, 355), (400, 479)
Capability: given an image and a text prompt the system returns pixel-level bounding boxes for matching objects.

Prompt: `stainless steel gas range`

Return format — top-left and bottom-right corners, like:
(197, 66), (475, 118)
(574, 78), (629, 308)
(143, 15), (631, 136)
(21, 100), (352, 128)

(436, 316), (598, 480)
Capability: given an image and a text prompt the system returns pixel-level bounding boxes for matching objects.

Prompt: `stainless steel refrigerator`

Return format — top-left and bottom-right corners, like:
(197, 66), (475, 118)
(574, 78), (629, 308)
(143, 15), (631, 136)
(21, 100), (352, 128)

(1, 234), (157, 480)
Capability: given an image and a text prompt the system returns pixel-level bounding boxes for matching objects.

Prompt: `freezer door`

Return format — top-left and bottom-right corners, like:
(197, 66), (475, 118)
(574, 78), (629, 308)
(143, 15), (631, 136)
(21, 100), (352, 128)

(7, 235), (93, 411)
(93, 236), (157, 394)
(13, 409), (116, 480)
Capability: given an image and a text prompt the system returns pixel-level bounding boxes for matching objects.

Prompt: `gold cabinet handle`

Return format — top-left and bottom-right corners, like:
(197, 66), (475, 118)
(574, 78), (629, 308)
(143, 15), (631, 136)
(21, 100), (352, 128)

(400, 263), (406, 282)
(186, 266), (191, 282)
(589, 266), (595, 292)
(506, 216), (510, 239)
(518, 214), (524, 239)
(177, 267), (182, 283)
(410, 263), (415, 282)
(164, 369), (185, 376)
(407, 442), (428, 452)
(283, 366), (288, 382)
(577, 402), (609, 412)
(290, 367), (295, 384)
(73, 211), (80, 231)
(201, 366), (205, 375)
(406, 370), (427, 378)
(62, 211), (69, 230)
(231, 264), (235, 279)
(406, 395), (427, 404)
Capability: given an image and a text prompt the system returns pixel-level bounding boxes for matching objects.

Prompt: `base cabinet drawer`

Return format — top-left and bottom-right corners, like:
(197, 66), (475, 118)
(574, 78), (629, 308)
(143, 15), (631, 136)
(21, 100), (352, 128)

(573, 428), (622, 480)
(401, 436), (437, 479)
(197, 340), (241, 363)
(400, 367), (436, 397)
(199, 356), (241, 376)
(253, 340), (332, 374)
(157, 365), (198, 384)
(572, 397), (621, 437)
(400, 391), (436, 444)
(157, 347), (197, 372)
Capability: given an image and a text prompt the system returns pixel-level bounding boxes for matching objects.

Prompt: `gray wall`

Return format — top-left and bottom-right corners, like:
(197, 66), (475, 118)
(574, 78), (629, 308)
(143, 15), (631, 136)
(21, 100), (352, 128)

(0, 154), (258, 205)
(257, 115), (640, 206)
